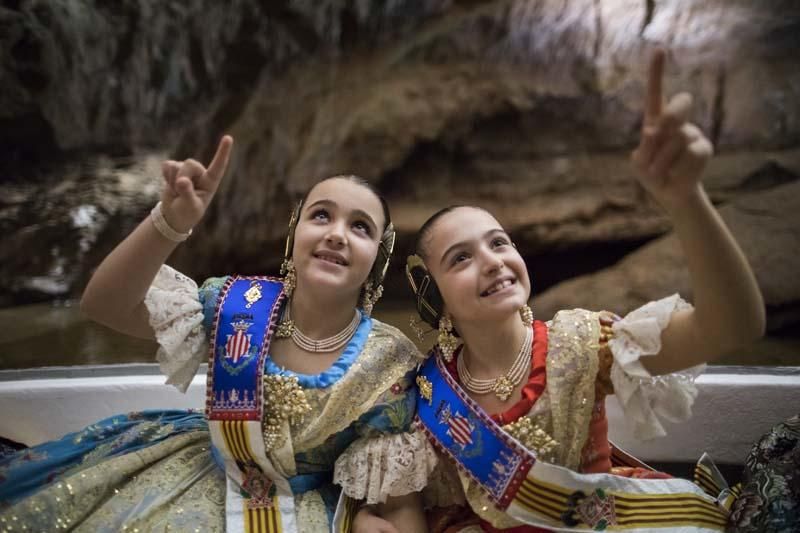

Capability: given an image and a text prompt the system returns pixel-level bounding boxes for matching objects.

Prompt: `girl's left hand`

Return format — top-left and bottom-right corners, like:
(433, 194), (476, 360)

(631, 50), (714, 211)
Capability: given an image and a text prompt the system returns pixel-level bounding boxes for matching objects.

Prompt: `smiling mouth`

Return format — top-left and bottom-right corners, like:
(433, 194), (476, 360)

(314, 253), (348, 266)
(481, 279), (515, 297)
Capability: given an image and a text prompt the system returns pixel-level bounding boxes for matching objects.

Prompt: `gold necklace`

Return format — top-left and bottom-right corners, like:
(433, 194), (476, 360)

(456, 325), (533, 401)
(275, 304), (360, 353)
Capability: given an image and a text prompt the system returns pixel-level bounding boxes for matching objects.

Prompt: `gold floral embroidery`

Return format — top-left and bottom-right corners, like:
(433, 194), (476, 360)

(544, 309), (600, 470)
(502, 416), (559, 462)
(0, 432), (224, 532)
(262, 374), (312, 452)
(416, 375), (433, 405)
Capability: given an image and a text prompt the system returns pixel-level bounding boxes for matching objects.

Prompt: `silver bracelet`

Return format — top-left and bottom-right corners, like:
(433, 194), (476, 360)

(150, 201), (192, 242)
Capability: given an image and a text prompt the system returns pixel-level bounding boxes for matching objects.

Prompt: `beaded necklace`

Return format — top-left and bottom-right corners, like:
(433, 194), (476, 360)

(456, 325), (533, 401)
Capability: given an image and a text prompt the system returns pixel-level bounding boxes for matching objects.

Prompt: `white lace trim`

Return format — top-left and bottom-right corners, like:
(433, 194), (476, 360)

(609, 294), (705, 440)
(333, 430), (438, 504)
(143, 264), (207, 392)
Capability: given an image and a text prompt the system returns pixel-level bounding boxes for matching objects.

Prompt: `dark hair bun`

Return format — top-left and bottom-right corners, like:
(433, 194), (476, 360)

(405, 255), (444, 329)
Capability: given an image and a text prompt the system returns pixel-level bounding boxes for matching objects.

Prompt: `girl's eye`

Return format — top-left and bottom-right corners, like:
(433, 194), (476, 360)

(311, 209), (329, 221)
(353, 220), (372, 236)
(452, 252), (469, 265)
(491, 237), (509, 248)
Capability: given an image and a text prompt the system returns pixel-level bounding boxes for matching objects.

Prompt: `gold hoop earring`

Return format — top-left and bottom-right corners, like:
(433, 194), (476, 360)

(360, 280), (383, 317)
(437, 315), (459, 363)
(280, 258), (296, 298)
(520, 304), (533, 325)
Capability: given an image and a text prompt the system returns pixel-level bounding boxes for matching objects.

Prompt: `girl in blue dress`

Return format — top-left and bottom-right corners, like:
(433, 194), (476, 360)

(0, 137), (432, 532)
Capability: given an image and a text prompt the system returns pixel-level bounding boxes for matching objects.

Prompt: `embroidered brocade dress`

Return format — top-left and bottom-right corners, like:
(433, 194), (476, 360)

(0, 266), (434, 531)
(422, 295), (705, 532)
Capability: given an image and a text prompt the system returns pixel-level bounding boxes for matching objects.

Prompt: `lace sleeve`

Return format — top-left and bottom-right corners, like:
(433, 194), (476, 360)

(333, 430), (438, 504)
(143, 265), (207, 392)
(608, 294), (705, 440)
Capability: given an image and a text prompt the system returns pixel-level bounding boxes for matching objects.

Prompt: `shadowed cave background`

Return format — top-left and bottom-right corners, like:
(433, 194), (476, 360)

(1, 0), (799, 368)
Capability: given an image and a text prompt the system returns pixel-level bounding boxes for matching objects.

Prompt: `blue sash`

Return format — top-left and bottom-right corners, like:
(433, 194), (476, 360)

(415, 353), (731, 531)
(206, 276), (285, 421)
(415, 354), (533, 509)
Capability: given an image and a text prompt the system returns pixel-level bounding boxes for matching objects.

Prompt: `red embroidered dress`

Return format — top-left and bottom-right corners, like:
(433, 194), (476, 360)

(428, 302), (691, 532)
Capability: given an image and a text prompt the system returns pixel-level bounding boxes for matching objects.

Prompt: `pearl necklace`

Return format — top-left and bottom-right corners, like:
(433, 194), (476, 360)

(276, 304), (360, 353)
(456, 325), (533, 401)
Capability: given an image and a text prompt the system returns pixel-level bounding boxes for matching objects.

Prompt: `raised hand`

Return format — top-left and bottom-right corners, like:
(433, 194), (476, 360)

(160, 135), (234, 232)
(631, 50), (713, 210)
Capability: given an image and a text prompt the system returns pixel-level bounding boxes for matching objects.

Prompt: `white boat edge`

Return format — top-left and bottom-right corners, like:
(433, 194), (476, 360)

(1, 365), (798, 465)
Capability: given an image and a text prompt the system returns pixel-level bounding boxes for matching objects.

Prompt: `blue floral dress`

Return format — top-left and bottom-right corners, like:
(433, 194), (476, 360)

(0, 266), (433, 531)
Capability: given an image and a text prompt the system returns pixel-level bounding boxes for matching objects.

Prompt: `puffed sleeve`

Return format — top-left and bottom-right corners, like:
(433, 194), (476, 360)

(608, 294), (705, 440)
(142, 264), (226, 392)
(333, 369), (439, 504)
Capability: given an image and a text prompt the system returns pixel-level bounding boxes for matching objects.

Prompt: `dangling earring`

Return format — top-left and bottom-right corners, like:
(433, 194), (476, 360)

(437, 315), (459, 363)
(360, 280), (383, 317)
(276, 259), (296, 338)
(519, 304), (533, 325)
(280, 203), (301, 299)
(280, 258), (296, 298)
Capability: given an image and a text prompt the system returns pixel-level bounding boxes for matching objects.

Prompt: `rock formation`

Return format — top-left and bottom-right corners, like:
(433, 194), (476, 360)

(2, 0), (798, 339)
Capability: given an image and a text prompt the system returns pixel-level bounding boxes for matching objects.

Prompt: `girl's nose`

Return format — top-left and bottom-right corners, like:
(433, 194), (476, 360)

(480, 249), (504, 275)
(324, 224), (346, 247)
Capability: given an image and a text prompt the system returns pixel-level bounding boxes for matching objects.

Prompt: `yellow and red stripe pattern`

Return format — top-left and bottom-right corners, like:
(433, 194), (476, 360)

(513, 475), (728, 530)
(218, 420), (286, 533)
(220, 420), (257, 462)
(693, 462), (723, 498)
(244, 504), (283, 533)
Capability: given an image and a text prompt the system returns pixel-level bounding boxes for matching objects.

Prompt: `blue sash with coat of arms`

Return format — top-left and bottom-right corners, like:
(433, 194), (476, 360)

(206, 276), (284, 421)
(415, 353), (732, 532)
(205, 276), (302, 532)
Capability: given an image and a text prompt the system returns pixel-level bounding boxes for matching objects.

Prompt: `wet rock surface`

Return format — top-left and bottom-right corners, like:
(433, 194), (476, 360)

(2, 1), (799, 345)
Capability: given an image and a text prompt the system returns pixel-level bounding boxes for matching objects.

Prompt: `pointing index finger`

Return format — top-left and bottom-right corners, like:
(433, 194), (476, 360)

(207, 135), (234, 182)
(644, 49), (666, 128)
